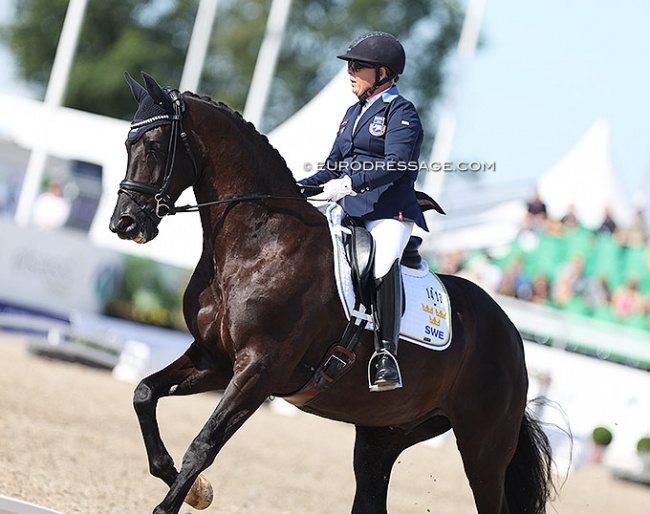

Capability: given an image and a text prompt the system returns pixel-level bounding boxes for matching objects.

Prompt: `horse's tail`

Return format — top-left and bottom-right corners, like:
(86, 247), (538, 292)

(505, 409), (554, 513)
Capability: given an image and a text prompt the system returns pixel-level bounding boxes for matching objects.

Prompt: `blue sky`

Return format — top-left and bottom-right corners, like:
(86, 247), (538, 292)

(449, 0), (650, 204)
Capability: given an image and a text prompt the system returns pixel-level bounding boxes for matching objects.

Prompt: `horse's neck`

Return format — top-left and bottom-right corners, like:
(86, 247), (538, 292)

(195, 105), (295, 198)
(190, 138), (310, 270)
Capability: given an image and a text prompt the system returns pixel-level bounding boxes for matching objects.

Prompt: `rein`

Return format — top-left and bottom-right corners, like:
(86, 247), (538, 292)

(119, 89), (322, 217)
(170, 190), (321, 214)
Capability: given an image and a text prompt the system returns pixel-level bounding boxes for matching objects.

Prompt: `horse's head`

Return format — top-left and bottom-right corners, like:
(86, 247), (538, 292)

(110, 71), (198, 243)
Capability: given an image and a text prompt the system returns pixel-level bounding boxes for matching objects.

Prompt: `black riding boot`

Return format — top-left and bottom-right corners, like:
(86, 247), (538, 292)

(371, 259), (402, 391)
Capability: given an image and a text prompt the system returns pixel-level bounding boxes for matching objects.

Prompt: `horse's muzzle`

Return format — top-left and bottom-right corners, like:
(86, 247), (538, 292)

(109, 213), (158, 244)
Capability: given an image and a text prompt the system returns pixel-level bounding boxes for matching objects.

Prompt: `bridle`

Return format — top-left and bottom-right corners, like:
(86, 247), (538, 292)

(118, 88), (200, 219)
(118, 89), (321, 219)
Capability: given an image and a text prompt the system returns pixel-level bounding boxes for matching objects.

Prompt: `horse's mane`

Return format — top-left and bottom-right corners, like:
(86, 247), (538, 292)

(183, 91), (296, 183)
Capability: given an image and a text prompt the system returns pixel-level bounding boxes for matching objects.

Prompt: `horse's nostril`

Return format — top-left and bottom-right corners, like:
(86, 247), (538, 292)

(110, 214), (135, 234)
(118, 215), (135, 230)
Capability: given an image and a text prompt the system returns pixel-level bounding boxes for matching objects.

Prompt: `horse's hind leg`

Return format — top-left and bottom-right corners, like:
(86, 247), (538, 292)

(352, 418), (451, 514)
(134, 342), (232, 487)
(453, 417), (521, 514)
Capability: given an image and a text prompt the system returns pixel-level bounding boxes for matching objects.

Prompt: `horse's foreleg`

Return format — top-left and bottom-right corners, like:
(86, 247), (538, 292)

(134, 343), (231, 487)
(151, 359), (272, 514)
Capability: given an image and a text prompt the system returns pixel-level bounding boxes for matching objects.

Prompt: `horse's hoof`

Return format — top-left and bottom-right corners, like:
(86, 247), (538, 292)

(184, 474), (213, 510)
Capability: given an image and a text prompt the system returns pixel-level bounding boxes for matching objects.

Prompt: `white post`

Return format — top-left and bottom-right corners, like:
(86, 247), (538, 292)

(180, 0), (219, 93)
(14, 0), (89, 226)
(243, 0), (292, 128)
(424, 0), (487, 201)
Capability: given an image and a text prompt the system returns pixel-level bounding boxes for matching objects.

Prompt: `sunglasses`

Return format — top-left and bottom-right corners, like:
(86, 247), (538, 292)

(347, 60), (375, 72)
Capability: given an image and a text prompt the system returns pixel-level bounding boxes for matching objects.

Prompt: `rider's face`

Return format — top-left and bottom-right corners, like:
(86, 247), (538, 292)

(348, 63), (387, 99)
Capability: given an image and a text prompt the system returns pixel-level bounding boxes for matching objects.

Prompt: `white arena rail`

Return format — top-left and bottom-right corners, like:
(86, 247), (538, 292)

(0, 496), (62, 514)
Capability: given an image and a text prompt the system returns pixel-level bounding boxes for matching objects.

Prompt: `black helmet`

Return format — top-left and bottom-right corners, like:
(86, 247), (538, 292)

(337, 32), (406, 75)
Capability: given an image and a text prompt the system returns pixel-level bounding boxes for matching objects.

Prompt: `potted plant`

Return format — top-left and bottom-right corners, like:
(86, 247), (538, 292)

(637, 436), (650, 472)
(592, 426), (613, 446)
(591, 426), (613, 463)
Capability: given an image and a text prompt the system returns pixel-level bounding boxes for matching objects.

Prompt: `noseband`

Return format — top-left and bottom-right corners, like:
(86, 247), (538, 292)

(118, 89), (199, 218)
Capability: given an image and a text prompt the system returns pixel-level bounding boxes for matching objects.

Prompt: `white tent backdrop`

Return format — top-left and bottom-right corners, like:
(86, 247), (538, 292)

(267, 66), (351, 180)
(537, 119), (633, 229)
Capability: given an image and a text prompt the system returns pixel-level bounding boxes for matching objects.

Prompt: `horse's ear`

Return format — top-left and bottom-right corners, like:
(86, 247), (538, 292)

(141, 72), (174, 113)
(124, 71), (148, 104)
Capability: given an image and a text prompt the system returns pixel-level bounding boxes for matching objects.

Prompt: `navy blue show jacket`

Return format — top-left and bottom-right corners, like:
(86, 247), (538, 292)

(302, 85), (428, 231)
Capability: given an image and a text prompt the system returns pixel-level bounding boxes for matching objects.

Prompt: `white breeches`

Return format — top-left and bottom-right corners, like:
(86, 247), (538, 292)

(365, 218), (414, 278)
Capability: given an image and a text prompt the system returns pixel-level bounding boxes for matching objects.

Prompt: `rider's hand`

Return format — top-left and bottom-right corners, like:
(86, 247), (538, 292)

(310, 176), (356, 202)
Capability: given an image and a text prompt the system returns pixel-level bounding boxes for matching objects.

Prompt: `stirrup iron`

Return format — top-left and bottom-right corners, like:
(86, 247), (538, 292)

(367, 349), (403, 392)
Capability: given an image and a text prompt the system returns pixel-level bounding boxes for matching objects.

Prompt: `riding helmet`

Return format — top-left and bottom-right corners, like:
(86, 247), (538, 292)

(337, 32), (406, 75)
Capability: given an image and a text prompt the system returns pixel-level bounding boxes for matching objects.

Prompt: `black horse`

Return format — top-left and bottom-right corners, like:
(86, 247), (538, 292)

(110, 72), (553, 514)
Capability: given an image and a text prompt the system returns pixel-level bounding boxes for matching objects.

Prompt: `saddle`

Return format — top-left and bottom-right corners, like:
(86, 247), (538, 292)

(341, 186), (441, 304)
(342, 215), (424, 313)
(297, 188), (437, 307)
(342, 216), (374, 312)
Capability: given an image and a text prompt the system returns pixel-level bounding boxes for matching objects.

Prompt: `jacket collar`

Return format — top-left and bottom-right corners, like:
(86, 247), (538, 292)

(353, 85), (399, 134)
(379, 84), (400, 103)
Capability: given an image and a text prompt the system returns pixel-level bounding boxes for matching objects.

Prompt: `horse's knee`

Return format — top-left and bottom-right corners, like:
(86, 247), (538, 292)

(133, 380), (154, 414)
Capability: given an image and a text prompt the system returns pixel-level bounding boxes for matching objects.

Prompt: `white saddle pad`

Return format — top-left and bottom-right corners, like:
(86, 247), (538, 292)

(323, 203), (452, 351)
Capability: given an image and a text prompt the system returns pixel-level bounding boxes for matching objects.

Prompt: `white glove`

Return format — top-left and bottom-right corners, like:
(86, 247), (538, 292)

(311, 175), (356, 202)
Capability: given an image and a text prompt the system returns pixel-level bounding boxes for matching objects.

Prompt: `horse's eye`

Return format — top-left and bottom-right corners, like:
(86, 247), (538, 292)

(146, 141), (163, 159)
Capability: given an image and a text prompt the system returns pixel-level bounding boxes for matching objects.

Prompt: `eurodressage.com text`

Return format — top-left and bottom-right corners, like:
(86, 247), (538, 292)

(302, 161), (496, 173)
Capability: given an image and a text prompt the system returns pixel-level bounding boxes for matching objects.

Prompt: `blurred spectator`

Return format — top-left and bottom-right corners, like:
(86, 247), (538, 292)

(624, 208), (648, 246)
(584, 276), (613, 318)
(551, 254), (588, 307)
(596, 206), (617, 235)
(560, 204), (579, 230)
(458, 254), (503, 293)
(544, 216), (566, 237)
(524, 189), (548, 232)
(31, 180), (71, 230)
(498, 257), (532, 300)
(611, 279), (644, 322)
(437, 250), (465, 275)
(530, 275), (551, 304)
